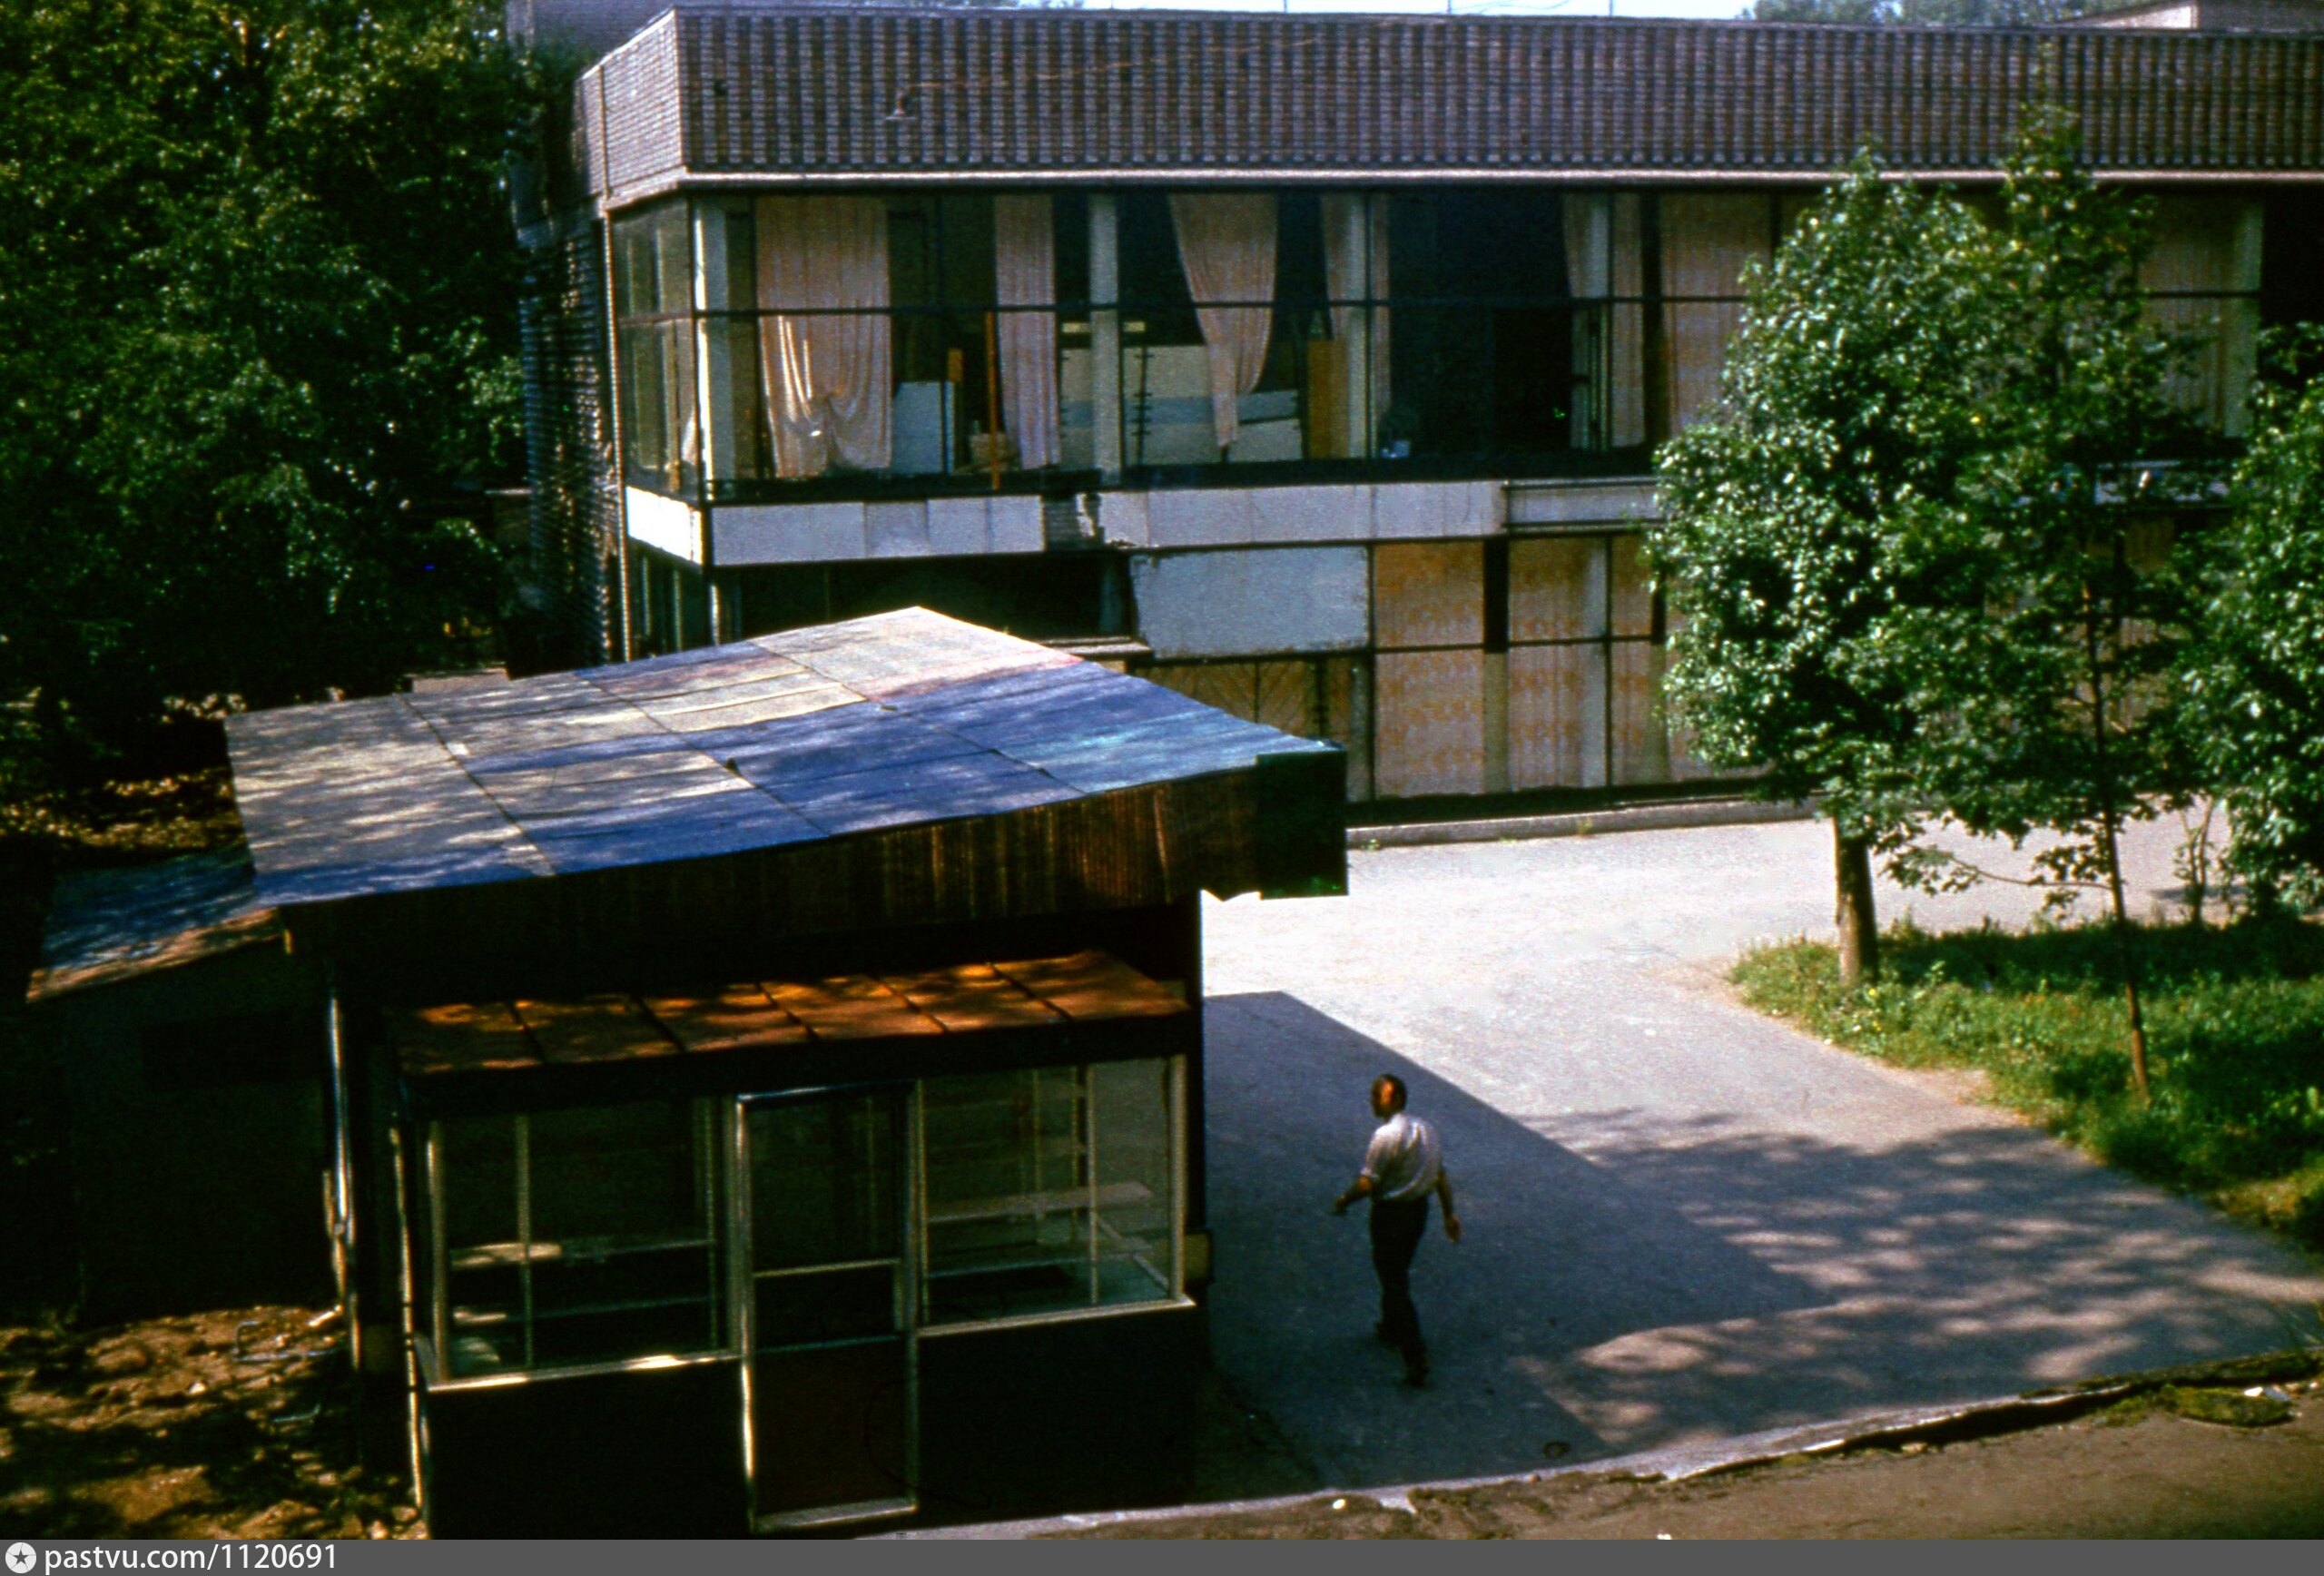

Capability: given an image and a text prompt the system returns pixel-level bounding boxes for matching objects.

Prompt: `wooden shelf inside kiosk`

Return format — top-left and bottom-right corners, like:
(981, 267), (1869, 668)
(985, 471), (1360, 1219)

(391, 950), (1188, 1079)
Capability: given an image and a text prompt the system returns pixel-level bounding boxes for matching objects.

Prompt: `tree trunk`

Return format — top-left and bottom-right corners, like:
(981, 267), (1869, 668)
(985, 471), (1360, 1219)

(2086, 543), (2151, 1103)
(1834, 822), (1880, 990)
(2100, 809), (2154, 1104)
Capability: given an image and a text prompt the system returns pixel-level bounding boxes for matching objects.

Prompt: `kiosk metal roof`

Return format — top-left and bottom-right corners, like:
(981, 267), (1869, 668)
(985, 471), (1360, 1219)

(226, 608), (1335, 911)
(27, 849), (280, 1004)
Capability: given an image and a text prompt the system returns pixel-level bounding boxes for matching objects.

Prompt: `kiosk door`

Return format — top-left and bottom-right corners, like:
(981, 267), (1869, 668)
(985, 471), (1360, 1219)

(736, 1086), (917, 1531)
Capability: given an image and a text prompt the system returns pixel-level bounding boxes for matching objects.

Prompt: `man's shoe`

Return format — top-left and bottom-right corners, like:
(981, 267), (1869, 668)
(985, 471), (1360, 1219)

(1402, 1365), (1430, 1389)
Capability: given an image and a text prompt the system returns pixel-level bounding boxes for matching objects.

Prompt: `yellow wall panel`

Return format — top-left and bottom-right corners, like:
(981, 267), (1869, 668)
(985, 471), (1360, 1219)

(1374, 649), (1485, 799)
(1509, 537), (1605, 643)
(1610, 534), (1657, 638)
(1509, 645), (1605, 791)
(1374, 541), (1484, 651)
(1256, 661), (1315, 737)
(1147, 662), (1257, 721)
(1610, 641), (1671, 786)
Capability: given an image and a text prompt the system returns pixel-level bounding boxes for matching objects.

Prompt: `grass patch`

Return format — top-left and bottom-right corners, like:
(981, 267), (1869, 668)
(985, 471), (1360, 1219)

(1733, 918), (2324, 1251)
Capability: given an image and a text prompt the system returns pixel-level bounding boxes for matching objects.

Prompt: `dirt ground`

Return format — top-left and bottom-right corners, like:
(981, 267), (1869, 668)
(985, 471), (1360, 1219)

(0, 1307), (421, 1540)
(5, 1305), (2320, 1541)
(1058, 1372), (2324, 1540)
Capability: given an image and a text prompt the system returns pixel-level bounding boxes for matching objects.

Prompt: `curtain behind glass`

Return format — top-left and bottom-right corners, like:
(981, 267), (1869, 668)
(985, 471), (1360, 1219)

(2141, 195), (2262, 438)
(1170, 193), (1277, 450)
(1320, 193), (1389, 460)
(755, 196), (892, 478)
(994, 195), (1060, 469)
(1561, 194), (1647, 450)
(1660, 194), (1772, 434)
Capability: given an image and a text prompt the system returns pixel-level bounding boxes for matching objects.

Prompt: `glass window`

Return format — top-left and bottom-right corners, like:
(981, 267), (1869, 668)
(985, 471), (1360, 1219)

(919, 1059), (1177, 1327)
(431, 1100), (720, 1379)
(1090, 1058), (1175, 1306)
(748, 1092), (904, 1347)
(611, 202), (700, 495)
(621, 184), (1924, 507)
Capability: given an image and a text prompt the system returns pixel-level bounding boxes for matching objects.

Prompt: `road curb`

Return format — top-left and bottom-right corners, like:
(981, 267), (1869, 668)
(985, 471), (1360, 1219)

(1348, 796), (1814, 851)
(885, 1346), (2320, 1540)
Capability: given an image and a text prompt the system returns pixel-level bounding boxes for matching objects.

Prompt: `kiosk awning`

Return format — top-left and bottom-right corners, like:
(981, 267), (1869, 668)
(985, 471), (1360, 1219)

(390, 948), (1189, 1108)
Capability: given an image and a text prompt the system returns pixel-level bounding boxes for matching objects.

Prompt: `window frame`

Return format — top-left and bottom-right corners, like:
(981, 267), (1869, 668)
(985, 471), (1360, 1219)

(419, 1098), (727, 1385)
(414, 1054), (1188, 1386)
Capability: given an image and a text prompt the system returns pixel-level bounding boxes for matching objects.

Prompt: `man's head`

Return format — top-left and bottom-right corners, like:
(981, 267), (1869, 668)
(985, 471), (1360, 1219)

(1370, 1074), (1407, 1119)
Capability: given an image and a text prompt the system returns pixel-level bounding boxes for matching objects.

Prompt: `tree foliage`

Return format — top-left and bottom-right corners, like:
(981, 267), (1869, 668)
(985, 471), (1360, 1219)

(1898, 114), (2202, 875)
(1887, 113), (2211, 1097)
(2183, 335), (2324, 908)
(1652, 160), (2003, 830)
(1654, 117), (2213, 1075)
(1650, 158), (2007, 979)
(0, 1), (548, 770)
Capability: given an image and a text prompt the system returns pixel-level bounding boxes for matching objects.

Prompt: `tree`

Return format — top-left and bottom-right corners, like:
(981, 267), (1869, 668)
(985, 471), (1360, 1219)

(1894, 113), (2209, 1101)
(0, 2), (548, 773)
(2182, 338), (2324, 911)
(1650, 159), (2008, 986)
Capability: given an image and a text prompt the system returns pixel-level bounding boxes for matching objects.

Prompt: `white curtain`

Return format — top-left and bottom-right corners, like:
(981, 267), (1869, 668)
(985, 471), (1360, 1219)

(1561, 194), (1646, 449)
(1170, 192), (1277, 450)
(1660, 194), (1772, 434)
(754, 195), (891, 478)
(994, 195), (1060, 470)
(2142, 194), (2262, 438)
(1321, 193), (1390, 459)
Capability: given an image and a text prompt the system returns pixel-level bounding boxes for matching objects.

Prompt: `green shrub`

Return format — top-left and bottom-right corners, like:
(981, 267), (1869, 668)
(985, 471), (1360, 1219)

(1734, 918), (2324, 1247)
(2291, 1171), (2324, 1251)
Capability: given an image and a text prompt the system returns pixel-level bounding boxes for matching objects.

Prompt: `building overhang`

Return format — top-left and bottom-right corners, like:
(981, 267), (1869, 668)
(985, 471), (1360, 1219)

(551, 8), (2324, 222)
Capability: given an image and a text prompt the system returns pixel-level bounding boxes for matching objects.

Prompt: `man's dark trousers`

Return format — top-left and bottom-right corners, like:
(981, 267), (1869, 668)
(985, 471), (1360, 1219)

(1369, 1196), (1431, 1377)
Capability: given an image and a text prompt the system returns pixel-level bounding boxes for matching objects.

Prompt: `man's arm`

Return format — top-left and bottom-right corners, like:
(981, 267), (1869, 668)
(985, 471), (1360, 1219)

(1436, 1169), (1462, 1242)
(1332, 1174), (1374, 1215)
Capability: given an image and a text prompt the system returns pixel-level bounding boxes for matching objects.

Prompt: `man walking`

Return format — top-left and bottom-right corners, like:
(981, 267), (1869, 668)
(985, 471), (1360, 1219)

(1333, 1073), (1461, 1387)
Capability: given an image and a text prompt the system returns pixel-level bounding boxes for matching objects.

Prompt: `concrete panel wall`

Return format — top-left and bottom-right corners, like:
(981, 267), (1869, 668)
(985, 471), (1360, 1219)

(1505, 479), (1659, 527)
(625, 488), (702, 564)
(694, 476), (1597, 569)
(1112, 480), (1507, 551)
(1128, 547), (1369, 660)
(710, 497), (1045, 566)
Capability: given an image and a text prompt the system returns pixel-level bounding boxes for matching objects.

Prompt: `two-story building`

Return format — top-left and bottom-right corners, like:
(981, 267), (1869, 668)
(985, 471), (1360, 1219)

(512, 2), (2324, 811)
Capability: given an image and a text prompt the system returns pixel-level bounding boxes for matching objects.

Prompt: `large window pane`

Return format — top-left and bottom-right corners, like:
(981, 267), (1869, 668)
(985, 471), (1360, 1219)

(613, 202), (699, 494)
(1090, 1059), (1173, 1306)
(433, 1101), (719, 1379)
(613, 204), (690, 318)
(920, 1059), (1178, 1326)
(921, 1067), (1090, 1324)
(748, 1093), (902, 1347)
(437, 1116), (523, 1375)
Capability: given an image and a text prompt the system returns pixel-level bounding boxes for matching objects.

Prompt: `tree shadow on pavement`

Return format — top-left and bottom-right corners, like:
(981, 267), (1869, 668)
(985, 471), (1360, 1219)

(1201, 990), (2324, 1497)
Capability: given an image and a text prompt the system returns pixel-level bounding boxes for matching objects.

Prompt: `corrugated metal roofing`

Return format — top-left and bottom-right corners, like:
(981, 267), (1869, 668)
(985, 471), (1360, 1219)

(225, 607), (1334, 911)
(29, 850), (281, 1004)
(573, 8), (2324, 202)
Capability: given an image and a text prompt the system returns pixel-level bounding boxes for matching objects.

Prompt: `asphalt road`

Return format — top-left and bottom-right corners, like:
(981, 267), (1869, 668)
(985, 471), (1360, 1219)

(1195, 813), (2324, 1495)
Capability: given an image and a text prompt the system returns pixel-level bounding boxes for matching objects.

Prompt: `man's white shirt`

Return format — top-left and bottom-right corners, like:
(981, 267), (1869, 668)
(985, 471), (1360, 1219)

(1359, 1111), (1443, 1204)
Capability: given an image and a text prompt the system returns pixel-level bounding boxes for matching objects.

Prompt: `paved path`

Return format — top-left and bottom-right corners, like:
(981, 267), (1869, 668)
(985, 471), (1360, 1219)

(1196, 813), (2324, 1494)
